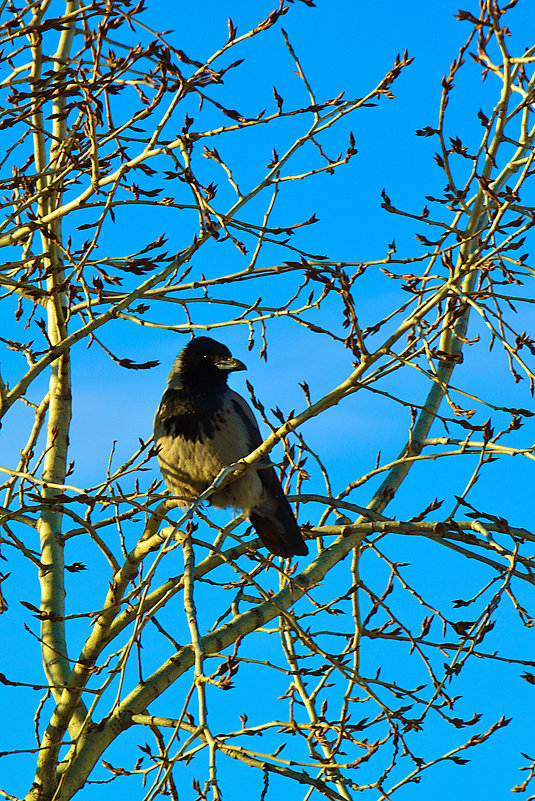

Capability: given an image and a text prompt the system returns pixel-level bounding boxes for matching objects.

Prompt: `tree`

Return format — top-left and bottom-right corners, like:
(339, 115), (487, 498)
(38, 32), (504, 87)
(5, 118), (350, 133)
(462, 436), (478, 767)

(1, 1), (535, 799)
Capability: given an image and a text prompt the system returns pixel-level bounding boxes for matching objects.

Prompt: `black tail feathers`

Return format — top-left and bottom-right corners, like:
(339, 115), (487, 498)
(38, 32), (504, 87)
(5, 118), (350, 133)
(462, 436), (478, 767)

(248, 466), (308, 557)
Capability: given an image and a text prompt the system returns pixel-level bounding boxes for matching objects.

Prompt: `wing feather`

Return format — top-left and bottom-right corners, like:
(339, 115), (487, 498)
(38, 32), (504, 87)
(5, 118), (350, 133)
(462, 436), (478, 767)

(229, 390), (308, 557)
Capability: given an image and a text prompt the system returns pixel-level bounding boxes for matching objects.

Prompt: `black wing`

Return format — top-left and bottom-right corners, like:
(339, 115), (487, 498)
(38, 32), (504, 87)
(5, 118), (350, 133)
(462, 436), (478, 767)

(230, 391), (308, 557)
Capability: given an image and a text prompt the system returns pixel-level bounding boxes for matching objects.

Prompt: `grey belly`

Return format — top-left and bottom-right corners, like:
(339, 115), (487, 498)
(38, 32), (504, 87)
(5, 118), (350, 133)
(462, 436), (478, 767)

(156, 431), (263, 513)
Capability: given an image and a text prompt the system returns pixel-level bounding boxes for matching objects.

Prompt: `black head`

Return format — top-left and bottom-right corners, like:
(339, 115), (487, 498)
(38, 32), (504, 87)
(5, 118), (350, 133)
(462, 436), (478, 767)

(180, 337), (246, 372)
(168, 337), (246, 395)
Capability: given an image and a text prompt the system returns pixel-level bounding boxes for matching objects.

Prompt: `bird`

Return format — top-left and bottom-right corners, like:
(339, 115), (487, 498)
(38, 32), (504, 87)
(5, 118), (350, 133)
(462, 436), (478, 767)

(153, 336), (308, 557)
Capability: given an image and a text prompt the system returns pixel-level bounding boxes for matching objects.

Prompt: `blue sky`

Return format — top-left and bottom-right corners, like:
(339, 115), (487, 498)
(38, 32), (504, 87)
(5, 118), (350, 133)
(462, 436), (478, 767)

(1, 1), (535, 799)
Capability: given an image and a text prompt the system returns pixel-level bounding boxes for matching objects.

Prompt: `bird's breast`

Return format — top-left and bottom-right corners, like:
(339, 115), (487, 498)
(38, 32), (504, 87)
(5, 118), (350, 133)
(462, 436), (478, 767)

(154, 399), (262, 511)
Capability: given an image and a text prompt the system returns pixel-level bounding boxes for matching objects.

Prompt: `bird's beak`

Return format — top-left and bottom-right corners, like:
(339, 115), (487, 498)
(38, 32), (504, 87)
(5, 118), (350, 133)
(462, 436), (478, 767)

(216, 357), (247, 373)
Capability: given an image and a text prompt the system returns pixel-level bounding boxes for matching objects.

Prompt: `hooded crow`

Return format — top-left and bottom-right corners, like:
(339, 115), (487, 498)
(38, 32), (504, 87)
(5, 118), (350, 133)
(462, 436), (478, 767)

(154, 337), (308, 557)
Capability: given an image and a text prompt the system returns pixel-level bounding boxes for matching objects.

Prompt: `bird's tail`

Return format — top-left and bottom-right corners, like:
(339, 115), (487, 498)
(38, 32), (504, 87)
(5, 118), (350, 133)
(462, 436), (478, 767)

(249, 510), (308, 557)
(248, 466), (308, 557)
